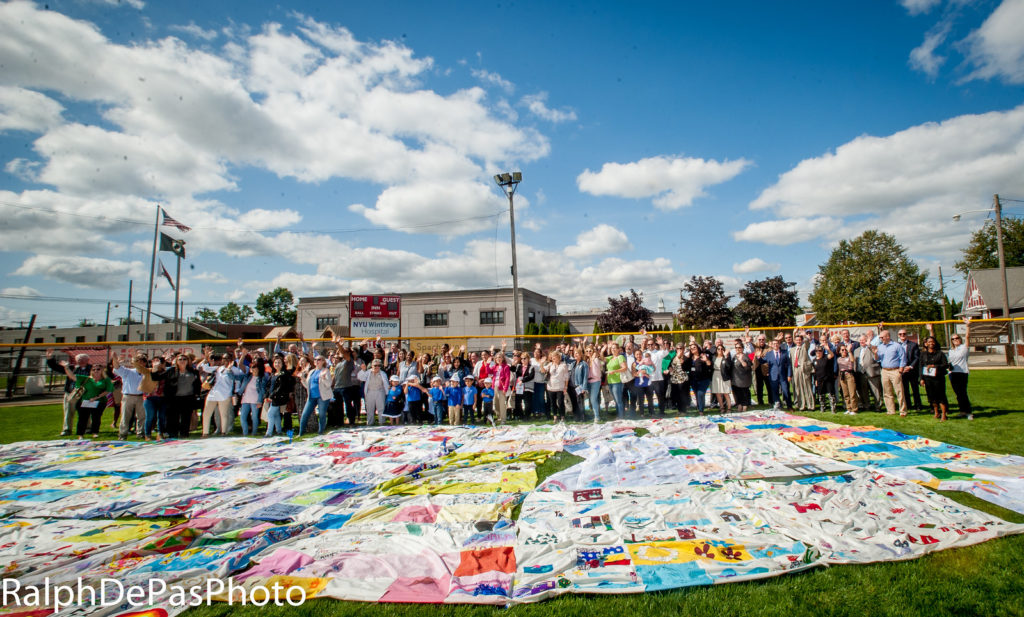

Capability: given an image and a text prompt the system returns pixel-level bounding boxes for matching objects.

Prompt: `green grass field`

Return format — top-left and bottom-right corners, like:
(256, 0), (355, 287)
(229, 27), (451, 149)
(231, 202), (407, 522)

(1, 370), (1022, 616)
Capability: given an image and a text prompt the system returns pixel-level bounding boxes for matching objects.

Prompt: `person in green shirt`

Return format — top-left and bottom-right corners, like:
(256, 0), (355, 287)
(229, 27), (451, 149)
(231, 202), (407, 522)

(62, 362), (113, 438)
(603, 342), (627, 419)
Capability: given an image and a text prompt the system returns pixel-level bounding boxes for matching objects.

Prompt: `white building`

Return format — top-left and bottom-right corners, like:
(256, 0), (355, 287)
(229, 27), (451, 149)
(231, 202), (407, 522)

(296, 288), (557, 343)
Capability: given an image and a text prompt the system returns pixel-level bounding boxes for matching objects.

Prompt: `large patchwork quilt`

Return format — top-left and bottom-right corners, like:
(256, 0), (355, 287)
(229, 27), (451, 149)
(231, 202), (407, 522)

(0, 416), (1020, 615)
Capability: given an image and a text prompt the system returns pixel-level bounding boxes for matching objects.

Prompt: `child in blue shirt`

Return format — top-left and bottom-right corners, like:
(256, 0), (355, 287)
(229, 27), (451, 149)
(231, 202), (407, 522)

(461, 375), (476, 424)
(428, 376), (446, 426)
(445, 377), (462, 425)
(405, 376), (426, 424)
(384, 375), (404, 425)
(481, 377), (495, 426)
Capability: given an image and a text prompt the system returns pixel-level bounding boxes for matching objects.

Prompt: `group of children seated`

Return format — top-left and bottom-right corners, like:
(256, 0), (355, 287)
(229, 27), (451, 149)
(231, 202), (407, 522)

(383, 373), (496, 426)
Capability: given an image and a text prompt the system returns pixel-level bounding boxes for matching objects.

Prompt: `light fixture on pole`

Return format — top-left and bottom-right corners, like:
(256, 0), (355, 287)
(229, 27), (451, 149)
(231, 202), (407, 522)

(494, 171), (523, 338)
(952, 195), (1016, 365)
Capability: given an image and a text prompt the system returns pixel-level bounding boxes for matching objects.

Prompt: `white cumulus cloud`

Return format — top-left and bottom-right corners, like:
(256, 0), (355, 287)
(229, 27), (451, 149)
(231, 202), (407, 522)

(0, 87), (64, 132)
(13, 255), (145, 289)
(961, 0), (1024, 84)
(565, 224), (633, 259)
(732, 257), (781, 274)
(521, 92), (577, 123)
(577, 155), (751, 210)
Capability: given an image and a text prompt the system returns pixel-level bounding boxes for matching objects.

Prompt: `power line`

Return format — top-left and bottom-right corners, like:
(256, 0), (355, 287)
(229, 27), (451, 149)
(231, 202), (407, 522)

(0, 293), (254, 307)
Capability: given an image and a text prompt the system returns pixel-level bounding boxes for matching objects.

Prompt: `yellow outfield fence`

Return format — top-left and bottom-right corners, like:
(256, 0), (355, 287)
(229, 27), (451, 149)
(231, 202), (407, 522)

(1, 317), (1020, 349)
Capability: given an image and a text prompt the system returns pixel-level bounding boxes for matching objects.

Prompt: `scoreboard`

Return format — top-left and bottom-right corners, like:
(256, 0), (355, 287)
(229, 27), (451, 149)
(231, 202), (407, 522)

(349, 295), (401, 318)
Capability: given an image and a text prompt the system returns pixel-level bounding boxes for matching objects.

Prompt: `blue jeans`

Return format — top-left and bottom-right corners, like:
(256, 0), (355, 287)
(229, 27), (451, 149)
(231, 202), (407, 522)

(533, 383), (547, 417)
(431, 401), (445, 425)
(694, 379), (711, 414)
(587, 382), (602, 420)
(240, 402), (261, 436)
(265, 405), (283, 437)
(143, 396), (164, 437)
(609, 382), (624, 418)
(299, 397), (329, 435)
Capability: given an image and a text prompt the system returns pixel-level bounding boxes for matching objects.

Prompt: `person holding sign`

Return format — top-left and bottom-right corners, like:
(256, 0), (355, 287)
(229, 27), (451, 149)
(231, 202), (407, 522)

(919, 331), (950, 422)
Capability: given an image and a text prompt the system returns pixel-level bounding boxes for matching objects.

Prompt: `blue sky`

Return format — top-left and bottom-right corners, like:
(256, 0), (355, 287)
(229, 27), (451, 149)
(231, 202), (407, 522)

(2, 0), (1024, 327)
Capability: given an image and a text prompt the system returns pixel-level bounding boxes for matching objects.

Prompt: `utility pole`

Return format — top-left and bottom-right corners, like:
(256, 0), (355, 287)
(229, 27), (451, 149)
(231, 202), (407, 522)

(125, 280), (133, 345)
(6, 314), (35, 399)
(938, 266), (950, 347)
(994, 194), (1014, 365)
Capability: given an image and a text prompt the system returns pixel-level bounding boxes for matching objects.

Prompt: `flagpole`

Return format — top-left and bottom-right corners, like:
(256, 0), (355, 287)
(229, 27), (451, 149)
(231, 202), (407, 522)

(174, 253), (182, 340)
(144, 205), (160, 347)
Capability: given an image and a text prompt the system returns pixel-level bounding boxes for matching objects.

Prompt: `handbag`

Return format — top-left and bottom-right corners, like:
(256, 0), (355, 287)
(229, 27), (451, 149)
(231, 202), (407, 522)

(67, 385), (86, 409)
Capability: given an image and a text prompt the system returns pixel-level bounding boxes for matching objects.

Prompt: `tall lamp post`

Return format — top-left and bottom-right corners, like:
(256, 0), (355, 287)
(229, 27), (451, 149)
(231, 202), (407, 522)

(953, 194), (1015, 365)
(494, 172), (523, 339)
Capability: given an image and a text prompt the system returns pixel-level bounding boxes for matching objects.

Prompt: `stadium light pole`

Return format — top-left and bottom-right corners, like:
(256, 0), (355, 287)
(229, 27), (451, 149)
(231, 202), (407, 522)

(494, 172), (523, 339)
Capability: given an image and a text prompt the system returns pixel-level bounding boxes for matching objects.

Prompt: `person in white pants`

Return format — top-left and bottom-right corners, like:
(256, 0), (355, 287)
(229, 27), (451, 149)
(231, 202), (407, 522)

(359, 359), (389, 426)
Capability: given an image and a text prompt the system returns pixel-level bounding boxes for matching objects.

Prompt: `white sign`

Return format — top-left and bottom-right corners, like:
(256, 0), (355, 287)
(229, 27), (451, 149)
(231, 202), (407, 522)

(350, 318), (400, 338)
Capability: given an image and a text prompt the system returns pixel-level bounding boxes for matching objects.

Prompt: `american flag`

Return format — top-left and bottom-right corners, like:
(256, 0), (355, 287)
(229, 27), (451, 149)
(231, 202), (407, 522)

(161, 208), (191, 232)
(159, 260), (175, 291)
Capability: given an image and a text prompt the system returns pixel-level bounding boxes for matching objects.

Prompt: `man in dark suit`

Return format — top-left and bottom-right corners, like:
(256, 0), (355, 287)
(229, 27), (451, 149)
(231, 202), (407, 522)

(760, 339), (792, 410)
(898, 329), (923, 411)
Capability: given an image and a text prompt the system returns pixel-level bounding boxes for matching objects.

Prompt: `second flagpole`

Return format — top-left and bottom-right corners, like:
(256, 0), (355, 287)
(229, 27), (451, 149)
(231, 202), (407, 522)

(144, 204), (159, 348)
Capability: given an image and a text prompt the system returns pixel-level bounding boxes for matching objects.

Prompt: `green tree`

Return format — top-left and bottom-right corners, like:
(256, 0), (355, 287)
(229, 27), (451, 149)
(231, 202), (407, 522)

(255, 287), (297, 325)
(734, 276), (800, 327)
(193, 307), (219, 322)
(679, 276), (733, 330)
(809, 230), (939, 323)
(597, 289), (654, 333)
(954, 217), (1024, 277)
(217, 302), (254, 324)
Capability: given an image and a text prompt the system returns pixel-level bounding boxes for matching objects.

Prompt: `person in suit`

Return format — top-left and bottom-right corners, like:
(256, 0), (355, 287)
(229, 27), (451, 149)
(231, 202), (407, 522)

(854, 333), (883, 411)
(789, 333), (814, 410)
(898, 329), (923, 411)
(759, 339), (792, 410)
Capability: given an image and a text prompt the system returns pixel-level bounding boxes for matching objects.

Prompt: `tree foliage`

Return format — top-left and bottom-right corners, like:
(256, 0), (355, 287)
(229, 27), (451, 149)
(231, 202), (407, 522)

(255, 287), (297, 325)
(954, 217), (1024, 277)
(597, 289), (654, 333)
(217, 302), (254, 324)
(734, 276), (800, 327)
(679, 276), (733, 330)
(193, 308), (219, 322)
(809, 230), (939, 323)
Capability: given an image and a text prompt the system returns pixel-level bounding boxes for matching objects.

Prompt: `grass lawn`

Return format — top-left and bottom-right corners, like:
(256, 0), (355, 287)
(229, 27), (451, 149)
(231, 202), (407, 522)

(1, 370), (1022, 616)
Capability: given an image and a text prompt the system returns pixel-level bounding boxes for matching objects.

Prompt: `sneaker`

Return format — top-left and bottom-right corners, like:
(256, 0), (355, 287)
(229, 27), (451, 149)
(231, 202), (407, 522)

(967, 414), (974, 420)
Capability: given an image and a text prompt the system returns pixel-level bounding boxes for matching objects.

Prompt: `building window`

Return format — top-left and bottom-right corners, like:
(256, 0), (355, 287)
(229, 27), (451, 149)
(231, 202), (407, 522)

(165, 333), (174, 340)
(424, 312), (448, 327)
(96, 336), (105, 343)
(480, 310), (505, 325)
(54, 337), (65, 343)
(528, 311), (536, 324)
(146, 333), (155, 341)
(316, 316), (338, 330)
(75, 336), (86, 343)
(117, 335), (128, 342)
(33, 337), (43, 344)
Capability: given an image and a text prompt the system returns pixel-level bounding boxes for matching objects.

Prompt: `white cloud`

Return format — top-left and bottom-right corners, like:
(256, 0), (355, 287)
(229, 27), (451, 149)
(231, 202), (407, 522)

(732, 218), (841, 245)
(565, 224), (633, 259)
(13, 255), (144, 289)
(900, 0), (942, 15)
(577, 155), (751, 210)
(192, 272), (228, 284)
(0, 87), (64, 132)
(170, 22), (218, 41)
(961, 0), (1024, 84)
(732, 257), (781, 274)
(0, 2), (551, 242)
(521, 92), (577, 123)
(0, 306), (32, 326)
(909, 22), (950, 78)
(0, 286), (41, 296)
(745, 105), (1024, 258)
(471, 69), (514, 93)
(82, 0), (145, 9)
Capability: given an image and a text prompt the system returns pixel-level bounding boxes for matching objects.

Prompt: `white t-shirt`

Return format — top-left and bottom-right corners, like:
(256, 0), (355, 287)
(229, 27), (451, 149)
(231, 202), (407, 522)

(948, 345), (969, 373)
(531, 358), (546, 385)
(648, 349), (668, 382)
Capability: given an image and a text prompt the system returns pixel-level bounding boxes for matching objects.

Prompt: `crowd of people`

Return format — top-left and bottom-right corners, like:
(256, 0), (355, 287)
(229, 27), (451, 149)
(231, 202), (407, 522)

(44, 317), (977, 440)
